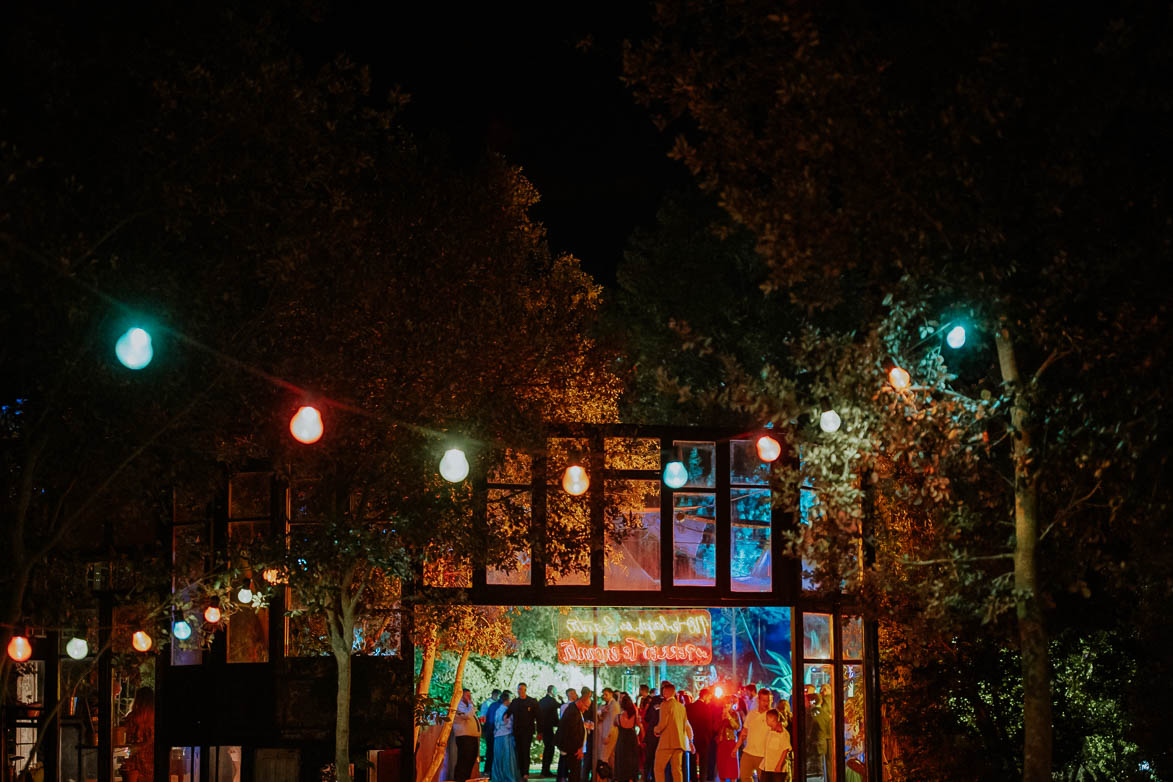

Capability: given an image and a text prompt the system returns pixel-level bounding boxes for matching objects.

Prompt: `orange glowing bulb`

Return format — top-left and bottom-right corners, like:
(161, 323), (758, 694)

(713, 685), (724, 698)
(7, 635), (32, 662)
(131, 631), (153, 653)
(262, 568), (283, 584)
(204, 606), (222, 624)
(562, 464), (590, 496)
(289, 406), (323, 444)
(888, 366), (911, 390)
(756, 435), (782, 463)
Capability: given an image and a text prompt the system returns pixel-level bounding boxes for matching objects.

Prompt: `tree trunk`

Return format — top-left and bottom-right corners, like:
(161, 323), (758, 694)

(330, 610), (355, 782)
(995, 328), (1054, 782)
(423, 645), (471, 782)
(414, 635), (438, 751)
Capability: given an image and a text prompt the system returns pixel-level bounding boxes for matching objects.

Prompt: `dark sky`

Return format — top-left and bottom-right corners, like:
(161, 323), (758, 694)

(294, 3), (688, 285)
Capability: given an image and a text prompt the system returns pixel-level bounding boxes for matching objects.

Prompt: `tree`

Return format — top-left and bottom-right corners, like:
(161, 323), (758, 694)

(624, 2), (1173, 780)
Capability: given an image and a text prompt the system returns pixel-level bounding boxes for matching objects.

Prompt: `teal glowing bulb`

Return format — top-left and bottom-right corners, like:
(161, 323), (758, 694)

(115, 327), (153, 369)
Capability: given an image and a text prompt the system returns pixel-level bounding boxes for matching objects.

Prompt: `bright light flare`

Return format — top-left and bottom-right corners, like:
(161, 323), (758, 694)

(289, 406), (323, 444)
(6, 635), (32, 662)
(819, 410), (842, 433)
(562, 464), (590, 496)
(713, 685), (724, 698)
(663, 461), (688, 489)
(756, 435), (782, 463)
(131, 631), (153, 653)
(888, 366), (911, 390)
(66, 637), (89, 660)
(439, 448), (470, 482)
(115, 327), (153, 370)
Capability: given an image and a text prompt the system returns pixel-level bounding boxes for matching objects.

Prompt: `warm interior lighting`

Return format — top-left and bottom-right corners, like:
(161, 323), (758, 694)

(756, 435), (782, 463)
(562, 464), (590, 496)
(289, 405), (323, 444)
(131, 631), (153, 652)
(6, 635), (32, 662)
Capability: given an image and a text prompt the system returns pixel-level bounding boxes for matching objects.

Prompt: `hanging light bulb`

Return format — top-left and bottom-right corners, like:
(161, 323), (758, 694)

(439, 448), (470, 482)
(237, 582), (254, 604)
(713, 685), (724, 698)
(756, 435), (782, 463)
(66, 637), (89, 660)
(7, 635), (32, 662)
(819, 409), (842, 433)
(131, 631), (153, 653)
(203, 605), (222, 624)
(262, 568), (284, 585)
(946, 325), (967, 349)
(289, 405), (324, 444)
(115, 327), (153, 370)
(662, 461), (688, 489)
(888, 366), (911, 390)
(172, 620), (193, 641)
(562, 464), (590, 496)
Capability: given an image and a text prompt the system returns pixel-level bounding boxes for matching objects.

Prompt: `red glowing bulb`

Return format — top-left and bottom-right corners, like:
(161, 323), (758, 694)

(7, 635), (32, 662)
(204, 606), (222, 624)
(290, 406), (323, 444)
(756, 435), (782, 463)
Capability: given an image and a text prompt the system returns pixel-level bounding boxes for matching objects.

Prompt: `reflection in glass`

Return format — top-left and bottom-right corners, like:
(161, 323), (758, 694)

(843, 616), (864, 660)
(547, 491), (591, 586)
(731, 489), (771, 592)
(605, 481), (661, 590)
(604, 437), (660, 470)
(172, 525), (205, 665)
(671, 441), (716, 488)
(803, 613), (833, 660)
(487, 488), (531, 585)
(844, 665), (867, 780)
(803, 664), (836, 782)
(210, 746), (242, 782)
(672, 493), (716, 586)
(228, 473), (270, 520)
(730, 439), (770, 485)
(227, 522), (269, 663)
(170, 747), (201, 782)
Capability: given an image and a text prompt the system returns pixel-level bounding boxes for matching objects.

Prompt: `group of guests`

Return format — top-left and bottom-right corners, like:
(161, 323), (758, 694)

(447, 680), (803, 782)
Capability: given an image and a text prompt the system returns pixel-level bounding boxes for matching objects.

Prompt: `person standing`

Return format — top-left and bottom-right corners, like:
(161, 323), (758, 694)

(811, 685), (833, 782)
(757, 709), (791, 782)
(487, 690), (512, 775)
(453, 689), (483, 782)
(508, 683), (540, 780)
(738, 689), (773, 782)
(714, 697), (742, 782)
(598, 688), (620, 766)
(687, 688), (717, 782)
(652, 682), (693, 782)
(642, 688), (664, 782)
(492, 697), (520, 782)
(557, 693), (590, 782)
(539, 686), (561, 777)
(612, 694), (641, 782)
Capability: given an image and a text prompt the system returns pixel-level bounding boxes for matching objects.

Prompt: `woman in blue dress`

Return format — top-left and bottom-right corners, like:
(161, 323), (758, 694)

(491, 694), (519, 782)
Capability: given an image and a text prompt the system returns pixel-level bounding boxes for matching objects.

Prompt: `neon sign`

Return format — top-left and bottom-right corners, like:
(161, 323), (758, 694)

(556, 609), (712, 666)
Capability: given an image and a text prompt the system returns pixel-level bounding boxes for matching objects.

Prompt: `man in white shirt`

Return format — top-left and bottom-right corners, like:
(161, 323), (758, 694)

(598, 688), (619, 765)
(738, 688), (773, 782)
(453, 689), (482, 782)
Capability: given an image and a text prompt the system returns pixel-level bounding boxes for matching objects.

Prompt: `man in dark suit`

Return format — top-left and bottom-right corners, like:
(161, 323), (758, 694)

(557, 693), (589, 782)
(686, 688), (716, 782)
(508, 683), (541, 779)
(538, 686), (561, 777)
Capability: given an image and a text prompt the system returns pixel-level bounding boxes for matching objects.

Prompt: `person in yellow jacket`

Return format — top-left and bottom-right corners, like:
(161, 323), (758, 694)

(652, 681), (694, 782)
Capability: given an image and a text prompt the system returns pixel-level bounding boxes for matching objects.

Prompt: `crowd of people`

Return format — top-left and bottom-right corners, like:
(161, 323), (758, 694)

(443, 679), (837, 782)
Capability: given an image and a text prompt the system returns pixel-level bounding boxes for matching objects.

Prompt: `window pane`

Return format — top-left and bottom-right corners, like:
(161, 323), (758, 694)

(803, 613), (833, 660)
(487, 488), (531, 585)
(672, 492), (715, 586)
(229, 473), (270, 519)
(731, 488), (771, 592)
(800, 486), (819, 591)
(605, 480), (661, 590)
(803, 664), (837, 782)
(844, 665), (867, 778)
(227, 522), (269, 663)
(604, 437), (660, 470)
(210, 747), (242, 782)
(730, 439), (770, 485)
(546, 490), (591, 586)
(843, 616), (864, 660)
(114, 668), (156, 782)
(172, 525), (206, 665)
(488, 448), (532, 484)
(169, 747), (200, 782)
(670, 441), (715, 488)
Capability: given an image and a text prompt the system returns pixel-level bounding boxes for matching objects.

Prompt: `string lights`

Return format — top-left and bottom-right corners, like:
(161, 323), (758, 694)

(172, 619), (193, 640)
(131, 631), (153, 652)
(662, 460), (688, 489)
(756, 435), (782, 463)
(115, 327), (153, 370)
(439, 448), (470, 482)
(289, 406), (324, 444)
(946, 325), (967, 349)
(204, 605), (222, 624)
(888, 366), (911, 390)
(819, 409), (842, 433)
(562, 464), (590, 496)
(6, 635), (32, 662)
(237, 582), (254, 604)
(66, 637), (89, 660)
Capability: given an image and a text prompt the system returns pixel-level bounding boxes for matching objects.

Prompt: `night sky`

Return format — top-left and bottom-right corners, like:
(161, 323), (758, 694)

(295, 3), (689, 285)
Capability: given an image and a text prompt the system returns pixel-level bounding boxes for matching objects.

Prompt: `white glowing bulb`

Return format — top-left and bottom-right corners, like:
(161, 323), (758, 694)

(562, 465), (590, 496)
(663, 461), (688, 489)
(66, 637), (89, 660)
(115, 327), (153, 369)
(439, 448), (470, 482)
(756, 435), (782, 463)
(946, 325), (967, 349)
(819, 410), (842, 433)
(289, 406), (323, 444)
(237, 586), (253, 604)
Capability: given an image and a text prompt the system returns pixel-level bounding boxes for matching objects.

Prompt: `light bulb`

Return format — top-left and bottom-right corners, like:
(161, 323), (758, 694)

(946, 325), (966, 349)
(756, 435), (782, 463)
(439, 448), (470, 482)
(66, 637), (89, 660)
(888, 366), (911, 390)
(172, 620), (192, 641)
(289, 406), (323, 444)
(115, 327), (153, 370)
(237, 586), (253, 604)
(713, 685), (724, 698)
(262, 568), (283, 585)
(663, 461), (688, 489)
(131, 631), (153, 653)
(7, 635), (32, 662)
(203, 605), (222, 624)
(562, 464), (590, 496)
(819, 410), (842, 433)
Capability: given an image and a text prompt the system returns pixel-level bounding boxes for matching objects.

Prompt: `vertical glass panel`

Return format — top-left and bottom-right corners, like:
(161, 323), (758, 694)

(670, 441), (715, 488)
(422, 548), (473, 588)
(487, 488), (531, 585)
(172, 525), (206, 665)
(803, 613), (833, 660)
(114, 667), (156, 782)
(227, 522), (269, 663)
(604, 480), (661, 590)
(672, 492), (715, 586)
(801, 486), (819, 591)
(731, 488), (772, 592)
(229, 472), (270, 519)
(803, 664), (837, 782)
(843, 616), (864, 660)
(547, 437), (590, 474)
(488, 448), (532, 484)
(546, 490), (591, 586)
(209, 747), (242, 782)
(604, 437), (660, 470)
(169, 747), (200, 782)
(843, 665), (867, 779)
(256, 749), (299, 782)
(730, 439), (770, 485)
